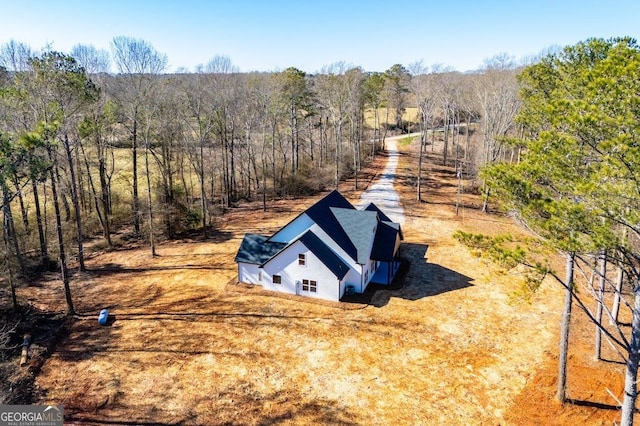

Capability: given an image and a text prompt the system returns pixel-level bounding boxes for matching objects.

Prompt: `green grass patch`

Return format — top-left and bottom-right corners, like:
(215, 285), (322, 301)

(398, 136), (416, 147)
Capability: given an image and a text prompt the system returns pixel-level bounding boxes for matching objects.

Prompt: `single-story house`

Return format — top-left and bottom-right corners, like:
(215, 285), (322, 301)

(234, 190), (403, 302)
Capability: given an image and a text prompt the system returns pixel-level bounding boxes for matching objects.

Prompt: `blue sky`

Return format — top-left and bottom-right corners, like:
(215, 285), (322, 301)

(1, 0), (638, 73)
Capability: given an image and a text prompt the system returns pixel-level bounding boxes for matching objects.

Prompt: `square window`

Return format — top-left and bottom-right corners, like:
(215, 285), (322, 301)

(298, 254), (306, 266)
(273, 275), (282, 284)
(301, 279), (317, 292)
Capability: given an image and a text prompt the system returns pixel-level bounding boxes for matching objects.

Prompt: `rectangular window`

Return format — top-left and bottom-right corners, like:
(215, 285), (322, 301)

(298, 254), (306, 266)
(365, 271), (368, 283)
(302, 279), (317, 292)
(258, 272), (262, 282)
(273, 275), (282, 284)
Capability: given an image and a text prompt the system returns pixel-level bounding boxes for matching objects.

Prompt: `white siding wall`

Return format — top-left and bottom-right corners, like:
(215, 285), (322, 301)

(262, 240), (341, 301)
(342, 268), (362, 294)
(307, 224), (366, 295)
(238, 263), (262, 284)
(269, 213), (314, 243)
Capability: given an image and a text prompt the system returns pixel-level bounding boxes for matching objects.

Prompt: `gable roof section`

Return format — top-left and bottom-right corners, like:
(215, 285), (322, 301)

(364, 203), (404, 240)
(363, 202), (393, 223)
(330, 207), (378, 264)
(235, 234), (287, 265)
(299, 231), (350, 280)
(371, 221), (401, 261)
(302, 190), (358, 262)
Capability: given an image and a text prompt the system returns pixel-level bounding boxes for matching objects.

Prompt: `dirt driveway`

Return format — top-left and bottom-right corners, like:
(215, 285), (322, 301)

(356, 135), (405, 225)
(30, 138), (568, 425)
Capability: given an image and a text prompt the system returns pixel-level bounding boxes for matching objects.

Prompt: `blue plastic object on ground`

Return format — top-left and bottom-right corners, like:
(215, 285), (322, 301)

(98, 309), (109, 325)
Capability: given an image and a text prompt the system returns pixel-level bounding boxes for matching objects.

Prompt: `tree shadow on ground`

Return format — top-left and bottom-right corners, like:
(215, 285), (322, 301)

(85, 263), (229, 275)
(342, 243), (473, 308)
(65, 386), (362, 426)
(170, 228), (234, 243)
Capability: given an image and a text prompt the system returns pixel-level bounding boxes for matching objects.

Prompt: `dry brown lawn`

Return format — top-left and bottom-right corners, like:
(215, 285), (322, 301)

(23, 136), (627, 425)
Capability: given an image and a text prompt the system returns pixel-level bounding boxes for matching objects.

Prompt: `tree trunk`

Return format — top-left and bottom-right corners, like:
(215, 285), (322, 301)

(2, 188), (18, 311)
(481, 186), (490, 213)
(144, 142), (156, 257)
(31, 179), (49, 269)
(80, 139), (110, 247)
(595, 250), (606, 360)
(620, 277), (640, 426)
(353, 127), (358, 191)
(77, 142), (88, 213)
(271, 119), (277, 195)
(54, 163), (71, 222)
(417, 127), (425, 202)
(611, 266), (625, 325)
(48, 147), (75, 316)
(132, 116), (140, 235)
(556, 252), (574, 402)
(290, 103), (296, 174)
(63, 134), (85, 271)
(456, 166), (462, 216)
(12, 175), (28, 230)
(335, 122), (341, 189)
(372, 107), (379, 157)
(443, 109), (450, 166)
(465, 112), (471, 161)
(2, 185), (25, 275)
(199, 137), (207, 238)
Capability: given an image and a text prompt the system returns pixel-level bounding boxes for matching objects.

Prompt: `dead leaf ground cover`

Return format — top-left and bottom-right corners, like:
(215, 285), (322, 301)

(19, 135), (629, 424)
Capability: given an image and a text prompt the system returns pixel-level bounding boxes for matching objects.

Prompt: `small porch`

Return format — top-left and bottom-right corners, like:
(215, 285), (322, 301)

(371, 257), (401, 285)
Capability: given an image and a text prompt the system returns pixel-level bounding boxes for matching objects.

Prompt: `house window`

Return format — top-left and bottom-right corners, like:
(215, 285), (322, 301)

(258, 272), (262, 282)
(302, 279), (317, 292)
(365, 271), (368, 283)
(273, 275), (282, 284)
(298, 254), (306, 266)
(370, 260), (375, 271)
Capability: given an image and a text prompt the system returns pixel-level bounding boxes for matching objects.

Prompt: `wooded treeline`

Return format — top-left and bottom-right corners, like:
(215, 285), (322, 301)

(0, 36), (523, 300)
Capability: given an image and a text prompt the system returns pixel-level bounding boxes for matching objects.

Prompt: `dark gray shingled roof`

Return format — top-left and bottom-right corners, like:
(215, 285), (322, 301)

(235, 234), (287, 265)
(303, 190), (358, 262)
(370, 221), (401, 261)
(364, 203), (403, 240)
(236, 190), (402, 271)
(363, 202), (393, 223)
(330, 207), (378, 265)
(299, 231), (350, 279)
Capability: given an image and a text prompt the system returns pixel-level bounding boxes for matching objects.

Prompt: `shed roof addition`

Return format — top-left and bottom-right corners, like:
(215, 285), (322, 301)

(235, 234), (287, 265)
(371, 221), (402, 261)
